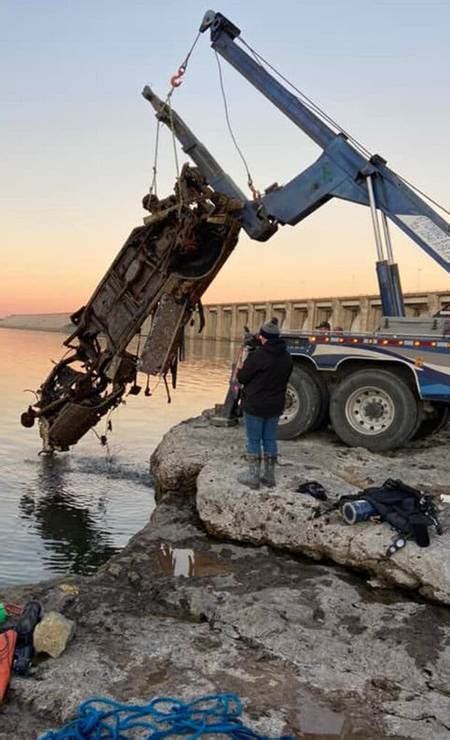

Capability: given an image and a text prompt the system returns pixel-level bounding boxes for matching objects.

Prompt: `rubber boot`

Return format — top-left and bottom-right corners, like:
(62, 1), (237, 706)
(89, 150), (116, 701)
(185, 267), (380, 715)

(237, 454), (261, 490)
(261, 455), (277, 488)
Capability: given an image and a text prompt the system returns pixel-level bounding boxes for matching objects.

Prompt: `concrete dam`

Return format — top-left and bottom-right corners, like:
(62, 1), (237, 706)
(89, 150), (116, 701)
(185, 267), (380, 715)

(2, 290), (449, 342)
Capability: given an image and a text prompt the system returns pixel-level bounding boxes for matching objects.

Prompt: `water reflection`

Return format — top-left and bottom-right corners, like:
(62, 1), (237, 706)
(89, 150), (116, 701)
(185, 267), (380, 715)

(154, 545), (231, 577)
(19, 456), (118, 575)
(0, 329), (232, 585)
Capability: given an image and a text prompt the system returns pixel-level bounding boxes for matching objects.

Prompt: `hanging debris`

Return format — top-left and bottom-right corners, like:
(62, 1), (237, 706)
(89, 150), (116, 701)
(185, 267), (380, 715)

(21, 165), (242, 452)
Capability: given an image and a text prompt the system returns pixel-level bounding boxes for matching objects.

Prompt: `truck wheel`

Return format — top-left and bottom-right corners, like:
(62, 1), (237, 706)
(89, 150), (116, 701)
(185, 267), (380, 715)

(308, 370), (329, 431)
(413, 403), (449, 440)
(277, 365), (321, 440)
(330, 369), (418, 451)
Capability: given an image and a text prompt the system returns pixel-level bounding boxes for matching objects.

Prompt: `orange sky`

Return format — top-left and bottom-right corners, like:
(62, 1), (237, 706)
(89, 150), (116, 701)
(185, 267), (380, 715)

(3, 199), (449, 317)
(1, 0), (449, 316)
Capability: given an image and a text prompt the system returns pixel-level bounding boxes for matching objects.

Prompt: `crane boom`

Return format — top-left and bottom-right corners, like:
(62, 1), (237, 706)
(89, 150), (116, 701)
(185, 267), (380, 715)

(199, 11), (450, 274)
(145, 10), (449, 316)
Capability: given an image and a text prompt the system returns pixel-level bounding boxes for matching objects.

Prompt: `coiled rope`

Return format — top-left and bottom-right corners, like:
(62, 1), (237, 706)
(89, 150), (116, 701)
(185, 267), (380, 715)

(39, 692), (293, 739)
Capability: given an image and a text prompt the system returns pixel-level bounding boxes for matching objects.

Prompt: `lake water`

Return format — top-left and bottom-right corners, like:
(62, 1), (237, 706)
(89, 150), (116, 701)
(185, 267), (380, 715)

(0, 328), (235, 586)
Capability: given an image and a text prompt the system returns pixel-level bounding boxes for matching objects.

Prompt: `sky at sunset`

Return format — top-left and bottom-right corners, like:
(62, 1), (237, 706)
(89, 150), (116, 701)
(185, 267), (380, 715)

(1, 0), (449, 316)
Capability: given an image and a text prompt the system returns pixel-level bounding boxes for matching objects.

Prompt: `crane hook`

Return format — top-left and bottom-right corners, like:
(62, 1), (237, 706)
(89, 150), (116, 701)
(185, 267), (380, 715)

(170, 65), (186, 88)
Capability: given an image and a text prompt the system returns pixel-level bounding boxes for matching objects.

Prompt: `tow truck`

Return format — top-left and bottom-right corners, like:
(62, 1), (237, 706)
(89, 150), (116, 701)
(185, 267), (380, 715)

(21, 10), (450, 452)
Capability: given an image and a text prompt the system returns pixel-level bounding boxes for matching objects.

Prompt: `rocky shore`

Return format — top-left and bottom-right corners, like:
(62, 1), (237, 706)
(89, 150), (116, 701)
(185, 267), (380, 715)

(1, 418), (449, 739)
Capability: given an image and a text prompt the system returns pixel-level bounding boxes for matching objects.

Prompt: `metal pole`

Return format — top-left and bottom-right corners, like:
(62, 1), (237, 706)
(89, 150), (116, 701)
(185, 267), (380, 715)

(379, 212), (405, 315)
(380, 211), (394, 264)
(366, 175), (384, 261)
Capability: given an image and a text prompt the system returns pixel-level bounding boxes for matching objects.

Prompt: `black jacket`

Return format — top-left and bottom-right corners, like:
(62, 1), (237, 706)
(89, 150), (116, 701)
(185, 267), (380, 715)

(237, 338), (293, 418)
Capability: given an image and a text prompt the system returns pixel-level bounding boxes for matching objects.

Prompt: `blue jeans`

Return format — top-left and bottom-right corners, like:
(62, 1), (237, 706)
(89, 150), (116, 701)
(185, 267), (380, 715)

(244, 413), (279, 456)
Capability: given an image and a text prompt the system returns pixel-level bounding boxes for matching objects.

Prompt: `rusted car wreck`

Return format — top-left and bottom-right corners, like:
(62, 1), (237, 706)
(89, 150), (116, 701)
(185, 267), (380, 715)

(21, 165), (241, 451)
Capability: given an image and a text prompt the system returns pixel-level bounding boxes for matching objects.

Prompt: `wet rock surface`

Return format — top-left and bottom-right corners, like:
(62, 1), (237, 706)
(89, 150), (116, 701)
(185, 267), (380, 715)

(1, 418), (449, 738)
(198, 457), (450, 605)
(156, 418), (450, 603)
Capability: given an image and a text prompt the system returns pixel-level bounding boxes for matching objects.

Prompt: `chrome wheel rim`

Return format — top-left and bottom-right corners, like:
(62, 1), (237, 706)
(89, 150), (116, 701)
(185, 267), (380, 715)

(345, 385), (395, 436)
(279, 384), (300, 426)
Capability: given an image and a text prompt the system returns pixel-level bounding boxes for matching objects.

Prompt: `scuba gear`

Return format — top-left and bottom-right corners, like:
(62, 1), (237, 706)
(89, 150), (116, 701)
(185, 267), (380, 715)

(362, 479), (442, 547)
(386, 535), (407, 558)
(296, 481), (328, 502)
(342, 499), (377, 524)
(237, 454), (261, 490)
(261, 455), (277, 488)
(339, 478), (443, 550)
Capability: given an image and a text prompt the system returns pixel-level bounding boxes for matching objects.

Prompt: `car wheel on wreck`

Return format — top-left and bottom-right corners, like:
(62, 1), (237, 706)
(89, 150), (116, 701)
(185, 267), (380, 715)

(277, 365), (323, 440)
(330, 368), (419, 451)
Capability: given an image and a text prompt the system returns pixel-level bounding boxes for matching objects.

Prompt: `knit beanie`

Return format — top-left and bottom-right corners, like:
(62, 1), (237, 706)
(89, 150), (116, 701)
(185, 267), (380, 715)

(259, 317), (280, 339)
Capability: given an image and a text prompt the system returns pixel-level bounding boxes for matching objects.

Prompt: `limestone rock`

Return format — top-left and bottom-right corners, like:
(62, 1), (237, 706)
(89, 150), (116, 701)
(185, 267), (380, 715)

(196, 455), (450, 604)
(149, 416), (450, 604)
(33, 611), (75, 658)
(4, 453), (450, 738)
(150, 419), (243, 498)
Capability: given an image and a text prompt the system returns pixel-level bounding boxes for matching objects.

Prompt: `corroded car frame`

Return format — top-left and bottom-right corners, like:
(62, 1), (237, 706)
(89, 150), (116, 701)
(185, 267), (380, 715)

(21, 165), (241, 451)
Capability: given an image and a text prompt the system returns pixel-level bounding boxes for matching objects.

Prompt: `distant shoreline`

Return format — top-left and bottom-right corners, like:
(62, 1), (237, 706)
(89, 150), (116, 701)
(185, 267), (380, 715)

(0, 313), (72, 333)
(2, 286), (448, 336)
(0, 324), (68, 333)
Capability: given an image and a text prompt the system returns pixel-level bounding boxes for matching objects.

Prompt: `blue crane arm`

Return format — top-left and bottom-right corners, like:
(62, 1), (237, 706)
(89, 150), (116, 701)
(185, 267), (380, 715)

(198, 11), (449, 274)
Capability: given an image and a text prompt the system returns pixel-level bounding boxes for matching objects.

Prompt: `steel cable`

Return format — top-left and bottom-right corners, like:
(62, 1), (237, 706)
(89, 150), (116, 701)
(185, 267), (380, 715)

(148, 31), (201, 201)
(215, 51), (260, 198)
(237, 36), (449, 214)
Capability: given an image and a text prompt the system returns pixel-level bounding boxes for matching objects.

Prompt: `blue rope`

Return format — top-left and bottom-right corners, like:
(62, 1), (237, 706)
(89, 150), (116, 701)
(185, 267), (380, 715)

(39, 692), (293, 739)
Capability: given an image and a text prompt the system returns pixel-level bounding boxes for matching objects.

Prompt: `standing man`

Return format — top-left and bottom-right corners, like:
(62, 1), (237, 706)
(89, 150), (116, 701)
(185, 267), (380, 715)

(237, 318), (293, 489)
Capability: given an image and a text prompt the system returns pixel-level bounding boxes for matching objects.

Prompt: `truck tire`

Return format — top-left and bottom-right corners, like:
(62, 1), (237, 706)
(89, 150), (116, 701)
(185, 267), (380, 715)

(413, 403), (449, 440)
(277, 365), (322, 440)
(308, 369), (329, 431)
(330, 369), (418, 451)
